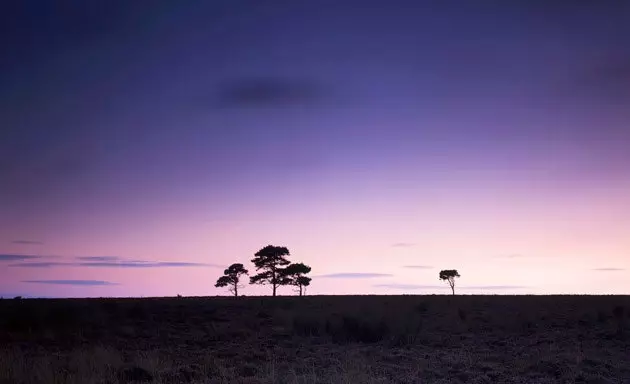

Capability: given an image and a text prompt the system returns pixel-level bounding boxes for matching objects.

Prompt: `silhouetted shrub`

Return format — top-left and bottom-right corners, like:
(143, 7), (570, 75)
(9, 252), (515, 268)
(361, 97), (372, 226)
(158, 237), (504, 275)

(13, 296), (22, 300)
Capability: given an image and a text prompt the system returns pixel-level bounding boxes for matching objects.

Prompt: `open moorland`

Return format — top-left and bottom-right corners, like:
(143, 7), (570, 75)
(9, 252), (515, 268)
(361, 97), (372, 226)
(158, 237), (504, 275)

(1, 295), (629, 384)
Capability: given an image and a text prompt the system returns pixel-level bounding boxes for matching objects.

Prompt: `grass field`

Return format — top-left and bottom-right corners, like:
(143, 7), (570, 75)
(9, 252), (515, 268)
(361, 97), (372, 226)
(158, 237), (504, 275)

(0, 295), (629, 383)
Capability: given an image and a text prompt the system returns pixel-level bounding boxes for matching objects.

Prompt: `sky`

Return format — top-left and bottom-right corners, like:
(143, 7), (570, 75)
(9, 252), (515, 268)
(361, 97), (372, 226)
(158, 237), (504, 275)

(1, 1), (629, 298)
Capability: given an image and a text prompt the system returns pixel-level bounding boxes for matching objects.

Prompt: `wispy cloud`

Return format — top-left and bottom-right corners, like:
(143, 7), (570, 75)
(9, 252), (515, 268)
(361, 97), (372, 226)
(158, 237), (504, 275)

(215, 77), (323, 108)
(375, 283), (529, 290)
(76, 261), (218, 268)
(22, 280), (118, 286)
(315, 273), (393, 279)
(392, 242), (416, 248)
(9, 262), (70, 268)
(75, 256), (119, 261)
(461, 285), (529, 290)
(375, 283), (443, 290)
(592, 268), (625, 272)
(402, 265), (433, 269)
(11, 240), (44, 245)
(492, 254), (527, 259)
(0, 254), (42, 262)
(9, 257), (221, 268)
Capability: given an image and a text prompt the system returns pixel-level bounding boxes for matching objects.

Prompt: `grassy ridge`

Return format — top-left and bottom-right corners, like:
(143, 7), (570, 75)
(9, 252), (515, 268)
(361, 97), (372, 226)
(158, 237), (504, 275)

(1, 295), (629, 383)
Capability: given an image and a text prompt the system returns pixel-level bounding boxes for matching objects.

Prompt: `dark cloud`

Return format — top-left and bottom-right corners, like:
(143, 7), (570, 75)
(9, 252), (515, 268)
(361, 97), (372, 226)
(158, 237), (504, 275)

(402, 265), (433, 269)
(315, 273), (393, 279)
(575, 54), (630, 101)
(392, 242), (416, 248)
(22, 280), (118, 286)
(11, 240), (44, 245)
(593, 268), (625, 272)
(0, 254), (42, 261)
(215, 77), (323, 108)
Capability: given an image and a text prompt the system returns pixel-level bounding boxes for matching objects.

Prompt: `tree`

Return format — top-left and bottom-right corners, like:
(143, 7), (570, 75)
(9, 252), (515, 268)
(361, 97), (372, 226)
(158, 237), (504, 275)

(215, 263), (248, 296)
(249, 245), (291, 296)
(439, 269), (461, 295)
(280, 262), (312, 296)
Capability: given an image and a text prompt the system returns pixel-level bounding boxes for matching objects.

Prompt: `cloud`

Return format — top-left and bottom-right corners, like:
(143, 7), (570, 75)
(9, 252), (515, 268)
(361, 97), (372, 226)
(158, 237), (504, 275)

(0, 254), (42, 261)
(215, 77), (322, 108)
(593, 268), (625, 272)
(402, 265), (433, 269)
(75, 256), (120, 261)
(461, 285), (529, 290)
(22, 280), (118, 286)
(574, 54), (630, 101)
(11, 240), (44, 245)
(315, 273), (393, 279)
(392, 242), (416, 248)
(375, 283), (443, 290)
(76, 261), (218, 268)
(9, 262), (70, 268)
(9, 257), (221, 268)
(492, 254), (527, 259)
(375, 283), (529, 291)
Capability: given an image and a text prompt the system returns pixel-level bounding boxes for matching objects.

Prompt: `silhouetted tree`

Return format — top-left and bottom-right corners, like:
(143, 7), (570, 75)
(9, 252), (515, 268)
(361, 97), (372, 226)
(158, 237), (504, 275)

(280, 262), (312, 296)
(249, 245), (290, 296)
(215, 263), (249, 296)
(439, 269), (460, 295)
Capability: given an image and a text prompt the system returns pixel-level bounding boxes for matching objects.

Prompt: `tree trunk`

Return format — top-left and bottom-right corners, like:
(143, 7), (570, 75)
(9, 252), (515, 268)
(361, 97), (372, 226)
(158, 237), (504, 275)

(451, 285), (455, 295)
(272, 284), (277, 297)
(234, 284), (238, 297)
(299, 285), (303, 297)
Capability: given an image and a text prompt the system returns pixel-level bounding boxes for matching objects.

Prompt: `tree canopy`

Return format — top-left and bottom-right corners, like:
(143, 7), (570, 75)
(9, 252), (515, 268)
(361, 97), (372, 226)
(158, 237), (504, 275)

(215, 263), (248, 296)
(439, 269), (461, 295)
(280, 262), (312, 296)
(249, 245), (291, 296)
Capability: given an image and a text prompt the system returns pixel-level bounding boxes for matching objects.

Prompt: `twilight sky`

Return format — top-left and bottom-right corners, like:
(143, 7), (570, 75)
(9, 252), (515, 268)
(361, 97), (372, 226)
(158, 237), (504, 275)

(1, 1), (629, 298)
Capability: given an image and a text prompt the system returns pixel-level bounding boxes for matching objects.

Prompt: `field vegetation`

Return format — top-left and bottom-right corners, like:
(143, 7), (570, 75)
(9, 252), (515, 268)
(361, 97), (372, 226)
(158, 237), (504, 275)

(0, 295), (629, 383)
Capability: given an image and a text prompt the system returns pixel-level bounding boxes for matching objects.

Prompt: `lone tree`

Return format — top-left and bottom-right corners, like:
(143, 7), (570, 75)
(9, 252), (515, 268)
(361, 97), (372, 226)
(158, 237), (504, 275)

(215, 263), (249, 296)
(280, 262), (312, 296)
(439, 269), (461, 295)
(250, 245), (291, 296)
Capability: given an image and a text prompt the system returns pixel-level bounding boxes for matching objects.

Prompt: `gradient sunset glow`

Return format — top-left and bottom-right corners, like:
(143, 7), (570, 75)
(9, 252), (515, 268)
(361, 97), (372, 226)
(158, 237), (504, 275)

(1, 1), (629, 298)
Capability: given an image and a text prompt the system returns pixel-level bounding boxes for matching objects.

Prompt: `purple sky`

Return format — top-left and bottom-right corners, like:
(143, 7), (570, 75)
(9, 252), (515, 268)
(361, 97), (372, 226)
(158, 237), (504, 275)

(1, 1), (629, 297)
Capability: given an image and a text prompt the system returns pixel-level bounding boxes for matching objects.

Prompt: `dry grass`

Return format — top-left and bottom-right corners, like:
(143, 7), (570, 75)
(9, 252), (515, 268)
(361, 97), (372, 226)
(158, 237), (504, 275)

(0, 295), (629, 383)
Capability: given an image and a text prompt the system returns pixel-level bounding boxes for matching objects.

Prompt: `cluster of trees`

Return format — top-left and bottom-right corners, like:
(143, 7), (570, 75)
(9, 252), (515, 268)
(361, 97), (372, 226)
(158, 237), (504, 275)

(216, 245), (461, 296)
(215, 245), (312, 297)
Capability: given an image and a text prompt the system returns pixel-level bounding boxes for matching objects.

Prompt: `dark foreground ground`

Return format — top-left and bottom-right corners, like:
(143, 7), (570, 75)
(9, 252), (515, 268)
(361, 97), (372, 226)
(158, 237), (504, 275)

(1, 295), (629, 384)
